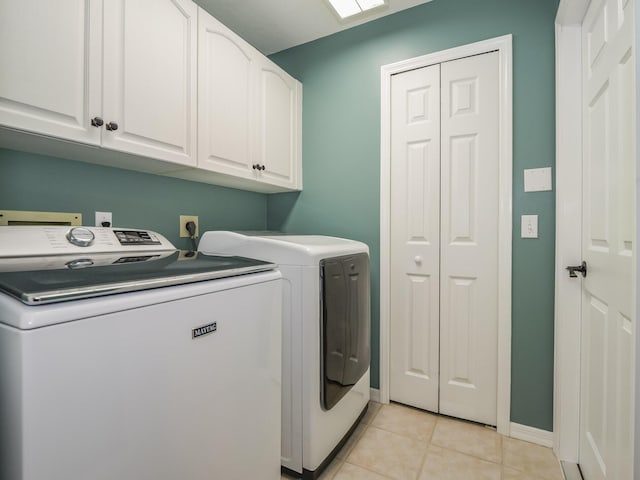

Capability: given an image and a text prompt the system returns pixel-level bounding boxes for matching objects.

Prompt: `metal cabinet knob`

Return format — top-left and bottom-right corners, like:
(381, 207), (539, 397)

(106, 121), (118, 131)
(252, 164), (258, 170)
(259, 165), (266, 171)
(91, 117), (104, 127)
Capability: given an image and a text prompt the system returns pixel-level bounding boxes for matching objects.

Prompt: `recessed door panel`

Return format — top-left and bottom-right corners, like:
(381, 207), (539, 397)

(449, 134), (477, 244)
(447, 276), (475, 387)
(406, 274), (435, 379)
(407, 141), (436, 241)
(587, 82), (610, 251)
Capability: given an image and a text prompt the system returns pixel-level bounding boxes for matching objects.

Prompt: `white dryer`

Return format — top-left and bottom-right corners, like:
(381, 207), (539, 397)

(198, 232), (371, 479)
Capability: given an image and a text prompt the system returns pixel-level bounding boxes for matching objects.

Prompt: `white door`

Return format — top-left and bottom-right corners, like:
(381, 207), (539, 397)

(197, 8), (257, 178)
(579, 0), (635, 478)
(0, 0), (102, 144)
(390, 51), (500, 426)
(102, 0), (197, 166)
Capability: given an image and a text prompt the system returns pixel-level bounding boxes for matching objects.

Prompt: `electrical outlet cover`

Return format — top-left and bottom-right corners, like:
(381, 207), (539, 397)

(179, 215), (199, 238)
(95, 211), (112, 227)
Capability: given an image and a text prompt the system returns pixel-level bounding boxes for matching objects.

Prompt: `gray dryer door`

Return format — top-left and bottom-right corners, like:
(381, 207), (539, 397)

(320, 252), (370, 410)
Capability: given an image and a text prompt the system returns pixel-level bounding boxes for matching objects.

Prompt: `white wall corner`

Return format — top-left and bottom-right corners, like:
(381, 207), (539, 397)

(510, 422), (554, 448)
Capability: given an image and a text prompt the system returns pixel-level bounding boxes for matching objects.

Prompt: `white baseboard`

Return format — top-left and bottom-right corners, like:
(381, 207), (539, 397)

(370, 388), (381, 403)
(510, 422), (554, 448)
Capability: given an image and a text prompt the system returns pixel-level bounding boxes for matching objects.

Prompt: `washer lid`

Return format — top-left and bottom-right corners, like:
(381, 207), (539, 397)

(0, 251), (276, 305)
(198, 231), (369, 265)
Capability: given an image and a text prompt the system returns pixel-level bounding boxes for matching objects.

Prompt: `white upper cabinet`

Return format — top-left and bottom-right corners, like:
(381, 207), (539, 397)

(0, 0), (197, 168)
(196, 8), (302, 192)
(0, 0), (300, 192)
(0, 0), (102, 144)
(197, 11), (256, 177)
(102, 0), (197, 167)
(255, 59), (302, 190)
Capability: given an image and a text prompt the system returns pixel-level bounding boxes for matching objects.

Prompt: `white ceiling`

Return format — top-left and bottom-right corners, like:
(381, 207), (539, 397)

(194, 0), (433, 55)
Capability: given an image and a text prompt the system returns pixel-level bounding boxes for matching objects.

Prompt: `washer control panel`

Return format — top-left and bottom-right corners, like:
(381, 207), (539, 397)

(114, 230), (161, 246)
(0, 226), (175, 257)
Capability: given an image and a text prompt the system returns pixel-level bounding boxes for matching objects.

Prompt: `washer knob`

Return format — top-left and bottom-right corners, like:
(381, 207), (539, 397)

(66, 227), (95, 247)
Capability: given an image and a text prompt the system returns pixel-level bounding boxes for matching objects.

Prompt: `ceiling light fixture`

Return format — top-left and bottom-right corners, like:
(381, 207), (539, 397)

(326, 0), (388, 20)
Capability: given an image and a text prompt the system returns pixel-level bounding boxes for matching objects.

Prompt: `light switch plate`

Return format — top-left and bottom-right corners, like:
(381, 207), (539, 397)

(521, 215), (538, 238)
(524, 167), (552, 192)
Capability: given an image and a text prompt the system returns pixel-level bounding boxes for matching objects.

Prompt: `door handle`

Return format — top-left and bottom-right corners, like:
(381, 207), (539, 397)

(414, 256), (422, 264)
(566, 261), (587, 278)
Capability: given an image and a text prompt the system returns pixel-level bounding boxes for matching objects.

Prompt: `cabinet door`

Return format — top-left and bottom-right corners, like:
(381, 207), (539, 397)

(256, 60), (302, 190)
(0, 0), (102, 144)
(102, 0), (197, 167)
(197, 9), (257, 178)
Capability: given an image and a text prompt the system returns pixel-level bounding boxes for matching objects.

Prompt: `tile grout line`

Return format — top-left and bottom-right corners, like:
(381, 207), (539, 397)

(342, 460), (397, 480)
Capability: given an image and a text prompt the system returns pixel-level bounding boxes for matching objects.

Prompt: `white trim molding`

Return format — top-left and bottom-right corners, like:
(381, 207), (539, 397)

(510, 423), (554, 448)
(553, 0), (589, 465)
(379, 35), (513, 436)
(369, 388), (381, 403)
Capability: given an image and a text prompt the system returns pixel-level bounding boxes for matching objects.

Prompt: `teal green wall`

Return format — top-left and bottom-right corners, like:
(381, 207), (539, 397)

(0, 149), (267, 248)
(268, 0), (558, 430)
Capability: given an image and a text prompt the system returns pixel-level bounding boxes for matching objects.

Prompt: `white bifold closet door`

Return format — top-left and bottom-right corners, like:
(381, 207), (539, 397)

(389, 51), (499, 426)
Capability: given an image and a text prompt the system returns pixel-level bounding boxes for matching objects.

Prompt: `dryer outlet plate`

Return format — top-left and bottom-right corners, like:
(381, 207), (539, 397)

(180, 215), (199, 238)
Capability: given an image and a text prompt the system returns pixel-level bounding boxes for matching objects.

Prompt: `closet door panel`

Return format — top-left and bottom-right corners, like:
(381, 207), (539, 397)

(389, 64), (441, 412)
(439, 51), (500, 426)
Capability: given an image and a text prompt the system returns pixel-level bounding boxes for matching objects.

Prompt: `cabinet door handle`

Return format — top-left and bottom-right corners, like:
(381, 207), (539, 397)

(106, 121), (118, 131)
(260, 165), (266, 171)
(252, 164), (258, 170)
(91, 117), (104, 127)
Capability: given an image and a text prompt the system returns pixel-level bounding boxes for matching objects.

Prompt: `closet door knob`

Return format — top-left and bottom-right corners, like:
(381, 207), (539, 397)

(414, 256), (422, 264)
(106, 121), (118, 131)
(91, 117), (104, 127)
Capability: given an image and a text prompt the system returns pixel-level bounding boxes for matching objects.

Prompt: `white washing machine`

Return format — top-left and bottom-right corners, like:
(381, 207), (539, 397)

(198, 231), (370, 479)
(0, 226), (282, 480)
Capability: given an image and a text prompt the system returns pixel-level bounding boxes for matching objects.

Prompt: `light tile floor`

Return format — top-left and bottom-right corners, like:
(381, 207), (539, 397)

(282, 402), (564, 480)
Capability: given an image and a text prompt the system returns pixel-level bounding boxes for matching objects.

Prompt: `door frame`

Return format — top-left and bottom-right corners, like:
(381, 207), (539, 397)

(379, 35), (513, 436)
(553, 0), (588, 463)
